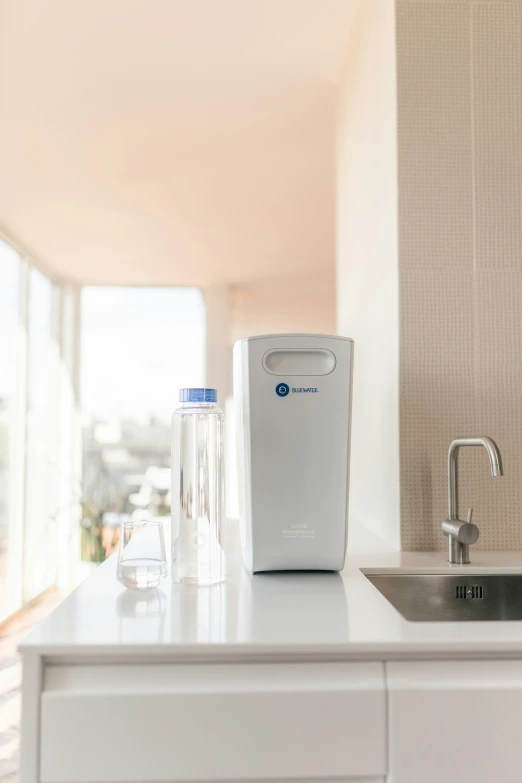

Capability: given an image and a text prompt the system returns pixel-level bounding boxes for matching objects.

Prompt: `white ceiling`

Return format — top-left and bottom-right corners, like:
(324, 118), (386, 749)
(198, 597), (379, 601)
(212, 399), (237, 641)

(0, 0), (355, 286)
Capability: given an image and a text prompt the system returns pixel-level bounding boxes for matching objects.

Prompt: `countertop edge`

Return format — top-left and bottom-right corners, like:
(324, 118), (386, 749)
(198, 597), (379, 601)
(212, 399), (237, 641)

(20, 642), (522, 662)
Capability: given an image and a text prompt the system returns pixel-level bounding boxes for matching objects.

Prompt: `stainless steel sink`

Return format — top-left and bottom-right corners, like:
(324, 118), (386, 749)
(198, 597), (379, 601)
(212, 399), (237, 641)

(364, 573), (522, 621)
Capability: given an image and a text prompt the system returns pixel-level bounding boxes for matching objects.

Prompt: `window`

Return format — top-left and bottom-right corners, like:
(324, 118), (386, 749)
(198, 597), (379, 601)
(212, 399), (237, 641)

(0, 242), (22, 619)
(0, 257), (204, 613)
(23, 268), (60, 601)
(0, 240), (79, 618)
(80, 286), (205, 561)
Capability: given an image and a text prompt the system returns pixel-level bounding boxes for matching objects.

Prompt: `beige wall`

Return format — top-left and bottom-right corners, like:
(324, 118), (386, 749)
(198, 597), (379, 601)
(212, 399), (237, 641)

(398, 0), (522, 551)
(336, 0), (400, 548)
(337, 0), (522, 551)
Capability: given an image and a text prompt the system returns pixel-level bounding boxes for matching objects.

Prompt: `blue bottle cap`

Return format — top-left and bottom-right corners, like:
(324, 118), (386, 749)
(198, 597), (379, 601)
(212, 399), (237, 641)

(179, 388), (217, 403)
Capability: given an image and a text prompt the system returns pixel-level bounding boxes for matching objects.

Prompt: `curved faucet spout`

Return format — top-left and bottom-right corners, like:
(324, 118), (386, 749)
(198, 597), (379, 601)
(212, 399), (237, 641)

(450, 436), (503, 477)
(448, 436), (503, 520)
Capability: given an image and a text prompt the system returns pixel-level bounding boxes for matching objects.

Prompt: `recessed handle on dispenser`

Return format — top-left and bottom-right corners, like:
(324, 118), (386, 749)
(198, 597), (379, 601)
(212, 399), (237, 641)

(262, 348), (336, 376)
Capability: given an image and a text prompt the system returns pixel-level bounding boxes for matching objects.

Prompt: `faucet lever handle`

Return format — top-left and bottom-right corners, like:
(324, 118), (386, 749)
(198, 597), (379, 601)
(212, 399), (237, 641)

(467, 506), (473, 524)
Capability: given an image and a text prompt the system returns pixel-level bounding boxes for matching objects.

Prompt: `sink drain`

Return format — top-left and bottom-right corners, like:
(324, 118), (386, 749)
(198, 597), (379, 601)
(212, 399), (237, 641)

(455, 584), (483, 600)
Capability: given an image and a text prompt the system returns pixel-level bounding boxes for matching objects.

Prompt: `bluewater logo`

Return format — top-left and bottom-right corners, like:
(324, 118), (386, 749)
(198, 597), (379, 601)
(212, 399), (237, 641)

(275, 383), (319, 397)
(275, 383), (290, 397)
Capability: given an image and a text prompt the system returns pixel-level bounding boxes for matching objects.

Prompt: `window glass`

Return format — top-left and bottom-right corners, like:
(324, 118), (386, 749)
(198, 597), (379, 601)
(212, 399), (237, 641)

(0, 242), (21, 618)
(24, 268), (59, 601)
(80, 287), (205, 562)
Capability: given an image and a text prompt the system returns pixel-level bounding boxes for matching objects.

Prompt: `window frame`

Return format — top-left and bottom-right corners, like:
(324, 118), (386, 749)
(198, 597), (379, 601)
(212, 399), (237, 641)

(0, 231), (81, 621)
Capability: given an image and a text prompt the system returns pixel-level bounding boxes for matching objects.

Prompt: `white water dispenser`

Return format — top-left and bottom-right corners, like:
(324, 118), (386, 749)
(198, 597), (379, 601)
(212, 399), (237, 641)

(233, 334), (353, 572)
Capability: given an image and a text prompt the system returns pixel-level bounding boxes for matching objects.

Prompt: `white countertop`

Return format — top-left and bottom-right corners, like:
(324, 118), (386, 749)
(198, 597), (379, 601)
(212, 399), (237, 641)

(20, 521), (522, 661)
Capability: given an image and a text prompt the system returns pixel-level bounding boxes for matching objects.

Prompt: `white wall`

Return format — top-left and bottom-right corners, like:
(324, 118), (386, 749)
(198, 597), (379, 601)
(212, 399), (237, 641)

(230, 273), (336, 344)
(203, 284), (233, 404)
(336, 0), (400, 548)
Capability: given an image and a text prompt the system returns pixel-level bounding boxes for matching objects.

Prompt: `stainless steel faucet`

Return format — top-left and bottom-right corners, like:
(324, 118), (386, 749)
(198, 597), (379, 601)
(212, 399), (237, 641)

(442, 437), (503, 564)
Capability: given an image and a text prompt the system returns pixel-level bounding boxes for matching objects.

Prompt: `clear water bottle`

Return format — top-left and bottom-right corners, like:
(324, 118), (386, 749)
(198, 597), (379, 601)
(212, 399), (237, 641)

(171, 388), (225, 585)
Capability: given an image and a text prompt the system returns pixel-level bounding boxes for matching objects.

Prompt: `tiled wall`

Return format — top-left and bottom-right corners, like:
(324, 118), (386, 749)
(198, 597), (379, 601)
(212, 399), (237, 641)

(398, 0), (522, 550)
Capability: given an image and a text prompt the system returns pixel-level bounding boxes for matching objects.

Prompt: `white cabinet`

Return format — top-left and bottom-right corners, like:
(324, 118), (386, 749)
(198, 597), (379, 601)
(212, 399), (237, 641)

(387, 661), (522, 783)
(40, 661), (386, 783)
(29, 655), (522, 783)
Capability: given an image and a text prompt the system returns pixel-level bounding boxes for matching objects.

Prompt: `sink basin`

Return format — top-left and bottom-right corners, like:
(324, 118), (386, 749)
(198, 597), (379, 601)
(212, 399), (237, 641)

(364, 573), (522, 621)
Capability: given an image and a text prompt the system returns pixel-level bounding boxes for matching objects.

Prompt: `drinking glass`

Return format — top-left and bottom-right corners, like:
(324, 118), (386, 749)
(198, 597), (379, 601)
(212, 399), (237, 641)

(117, 519), (167, 590)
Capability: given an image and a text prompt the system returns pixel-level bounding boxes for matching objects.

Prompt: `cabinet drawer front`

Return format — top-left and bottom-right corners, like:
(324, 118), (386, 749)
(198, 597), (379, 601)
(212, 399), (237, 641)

(40, 662), (386, 782)
(387, 661), (522, 783)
